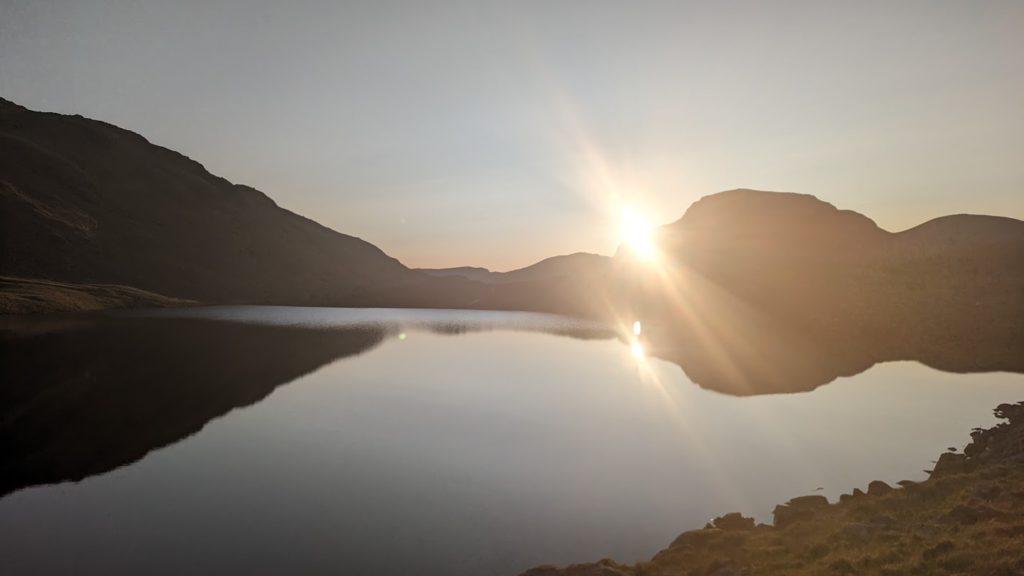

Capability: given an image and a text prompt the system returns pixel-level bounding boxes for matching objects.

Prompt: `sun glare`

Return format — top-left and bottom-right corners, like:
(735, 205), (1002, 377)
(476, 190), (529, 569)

(630, 340), (645, 358)
(620, 208), (655, 258)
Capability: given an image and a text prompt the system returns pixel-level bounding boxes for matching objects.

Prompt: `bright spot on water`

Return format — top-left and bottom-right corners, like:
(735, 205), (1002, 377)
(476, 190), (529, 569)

(630, 340), (645, 358)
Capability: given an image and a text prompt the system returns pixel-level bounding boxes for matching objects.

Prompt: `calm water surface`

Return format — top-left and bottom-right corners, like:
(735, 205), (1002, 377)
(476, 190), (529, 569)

(2, 306), (1023, 575)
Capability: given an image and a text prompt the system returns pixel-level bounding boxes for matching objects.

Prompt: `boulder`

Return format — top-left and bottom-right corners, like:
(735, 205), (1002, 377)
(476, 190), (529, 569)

(866, 480), (893, 496)
(669, 527), (723, 549)
(931, 452), (967, 476)
(711, 512), (756, 531)
(773, 495), (829, 527)
(520, 560), (631, 576)
(789, 495), (830, 507)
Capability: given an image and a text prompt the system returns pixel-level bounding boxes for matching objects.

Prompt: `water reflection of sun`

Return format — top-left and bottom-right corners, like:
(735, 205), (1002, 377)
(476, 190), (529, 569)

(630, 340), (645, 358)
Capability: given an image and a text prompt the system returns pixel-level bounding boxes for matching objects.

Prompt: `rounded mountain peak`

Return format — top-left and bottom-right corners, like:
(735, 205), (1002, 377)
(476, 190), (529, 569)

(655, 189), (887, 258)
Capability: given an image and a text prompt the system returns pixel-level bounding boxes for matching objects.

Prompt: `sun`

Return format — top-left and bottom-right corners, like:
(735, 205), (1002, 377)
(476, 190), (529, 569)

(620, 208), (655, 258)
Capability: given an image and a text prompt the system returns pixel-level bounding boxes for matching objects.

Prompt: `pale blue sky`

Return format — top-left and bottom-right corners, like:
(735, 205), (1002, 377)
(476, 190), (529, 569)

(2, 1), (1022, 269)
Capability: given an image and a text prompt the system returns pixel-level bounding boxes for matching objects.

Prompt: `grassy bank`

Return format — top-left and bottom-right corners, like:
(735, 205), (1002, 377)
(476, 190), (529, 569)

(524, 402), (1024, 576)
(0, 276), (194, 314)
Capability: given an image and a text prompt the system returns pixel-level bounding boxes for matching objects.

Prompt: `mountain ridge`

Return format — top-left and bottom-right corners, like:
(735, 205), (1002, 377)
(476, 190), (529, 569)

(0, 96), (474, 308)
(418, 252), (611, 284)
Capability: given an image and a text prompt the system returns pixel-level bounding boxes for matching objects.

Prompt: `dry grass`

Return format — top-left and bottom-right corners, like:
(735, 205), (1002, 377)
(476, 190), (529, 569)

(524, 403), (1024, 576)
(0, 275), (194, 314)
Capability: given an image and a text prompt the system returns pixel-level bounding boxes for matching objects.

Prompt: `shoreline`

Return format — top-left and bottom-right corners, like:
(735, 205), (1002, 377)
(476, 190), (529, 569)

(0, 276), (195, 314)
(522, 401), (1024, 576)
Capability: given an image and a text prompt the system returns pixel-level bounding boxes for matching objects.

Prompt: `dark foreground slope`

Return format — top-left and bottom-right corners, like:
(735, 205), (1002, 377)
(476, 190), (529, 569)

(0, 275), (195, 313)
(0, 98), (484, 309)
(620, 189), (1024, 395)
(524, 401), (1024, 576)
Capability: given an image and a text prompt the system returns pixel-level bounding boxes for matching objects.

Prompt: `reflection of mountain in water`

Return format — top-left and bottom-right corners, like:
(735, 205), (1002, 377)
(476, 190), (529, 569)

(0, 317), (385, 498)
(3, 301), (1023, 498)
(3, 285), (1023, 499)
(0, 314), (614, 499)
(639, 296), (1024, 397)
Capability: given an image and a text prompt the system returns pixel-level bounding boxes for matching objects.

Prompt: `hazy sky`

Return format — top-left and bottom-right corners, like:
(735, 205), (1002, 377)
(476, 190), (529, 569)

(2, 1), (1022, 269)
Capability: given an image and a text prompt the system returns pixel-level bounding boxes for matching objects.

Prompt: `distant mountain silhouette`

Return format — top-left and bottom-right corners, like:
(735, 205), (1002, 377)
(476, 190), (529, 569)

(618, 189), (1024, 394)
(419, 252), (611, 284)
(418, 265), (504, 283)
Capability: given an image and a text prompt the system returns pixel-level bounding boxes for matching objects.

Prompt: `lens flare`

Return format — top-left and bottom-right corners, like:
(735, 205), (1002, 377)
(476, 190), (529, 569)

(620, 208), (655, 258)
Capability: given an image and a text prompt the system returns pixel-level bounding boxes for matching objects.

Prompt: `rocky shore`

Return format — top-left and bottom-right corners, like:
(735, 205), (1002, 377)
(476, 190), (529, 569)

(523, 401), (1024, 576)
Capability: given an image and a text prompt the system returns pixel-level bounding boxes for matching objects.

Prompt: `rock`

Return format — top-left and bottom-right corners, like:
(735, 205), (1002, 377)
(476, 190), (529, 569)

(711, 512), (756, 531)
(896, 480), (925, 495)
(964, 432), (987, 457)
(931, 452), (967, 476)
(994, 403), (1024, 422)
(867, 480), (893, 496)
(963, 402), (1024, 461)
(669, 527), (724, 549)
(520, 560), (630, 576)
(522, 567), (568, 576)
(773, 495), (829, 527)
(789, 495), (830, 507)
